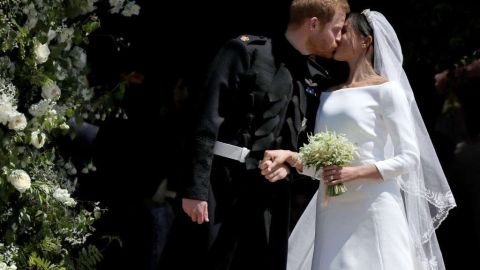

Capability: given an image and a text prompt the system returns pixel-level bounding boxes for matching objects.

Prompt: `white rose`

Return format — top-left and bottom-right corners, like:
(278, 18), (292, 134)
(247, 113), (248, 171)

(30, 130), (46, 149)
(7, 169), (31, 193)
(41, 80), (61, 100)
(7, 111), (27, 131)
(34, 43), (50, 64)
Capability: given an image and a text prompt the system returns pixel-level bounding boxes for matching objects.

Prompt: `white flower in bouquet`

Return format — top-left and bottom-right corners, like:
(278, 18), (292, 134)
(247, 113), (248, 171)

(0, 262), (16, 270)
(80, 0), (98, 15)
(47, 29), (57, 43)
(0, 263), (16, 270)
(54, 62), (68, 81)
(109, 0), (125, 14)
(57, 27), (74, 51)
(7, 170), (32, 193)
(29, 99), (55, 117)
(0, 104), (15, 125)
(81, 88), (94, 101)
(1, 79), (17, 125)
(299, 131), (357, 196)
(41, 80), (61, 100)
(47, 109), (57, 117)
(58, 27), (74, 43)
(22, 3), (38, 30)
(7, 112), (27, 131)
(53, 188), (76, 207)
(71, 47), (87, 69)
(34, 43), (50, 64)
(59, 122), (70, 130)
(121, 2), (140, 17)
(30, 130), (46, 149)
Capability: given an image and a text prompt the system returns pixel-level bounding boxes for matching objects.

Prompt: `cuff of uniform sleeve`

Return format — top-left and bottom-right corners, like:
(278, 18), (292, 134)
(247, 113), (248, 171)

(182, 186), (209, 202)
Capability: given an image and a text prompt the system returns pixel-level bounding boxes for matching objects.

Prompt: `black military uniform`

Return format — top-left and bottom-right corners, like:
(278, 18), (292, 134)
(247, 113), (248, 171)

(173, 34), (341, 270)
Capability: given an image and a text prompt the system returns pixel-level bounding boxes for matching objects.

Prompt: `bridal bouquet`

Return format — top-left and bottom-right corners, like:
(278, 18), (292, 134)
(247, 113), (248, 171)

(299, 131), (357, 196)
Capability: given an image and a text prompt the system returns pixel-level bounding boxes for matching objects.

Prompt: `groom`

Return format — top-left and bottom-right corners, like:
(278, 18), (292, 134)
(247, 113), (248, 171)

(168, 0), (350, 269)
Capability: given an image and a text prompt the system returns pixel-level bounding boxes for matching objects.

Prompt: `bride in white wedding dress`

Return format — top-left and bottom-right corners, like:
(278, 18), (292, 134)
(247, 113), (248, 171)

(259, 10), (455, 270)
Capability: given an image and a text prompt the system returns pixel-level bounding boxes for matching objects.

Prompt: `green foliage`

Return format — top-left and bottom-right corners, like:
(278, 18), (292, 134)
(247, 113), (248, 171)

(0, 0), (140, 269)
(76, 245), (103, 270)
(28, 253), (53, 270)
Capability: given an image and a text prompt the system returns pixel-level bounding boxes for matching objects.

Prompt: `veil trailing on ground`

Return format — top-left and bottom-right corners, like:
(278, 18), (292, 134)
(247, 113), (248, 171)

(363, 9), (455, 270)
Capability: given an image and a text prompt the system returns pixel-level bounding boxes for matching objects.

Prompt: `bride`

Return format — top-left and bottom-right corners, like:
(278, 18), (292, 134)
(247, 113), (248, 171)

(258, 10), (455, 270)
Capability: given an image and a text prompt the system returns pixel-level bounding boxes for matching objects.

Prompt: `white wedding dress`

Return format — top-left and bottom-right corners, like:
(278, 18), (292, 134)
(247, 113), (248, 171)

(288, 81), (423, 270)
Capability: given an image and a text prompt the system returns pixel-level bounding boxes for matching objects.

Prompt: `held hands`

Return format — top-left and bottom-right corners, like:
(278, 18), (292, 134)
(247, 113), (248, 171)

(182, 198), (209, 224)
(258, 150), (299, 182)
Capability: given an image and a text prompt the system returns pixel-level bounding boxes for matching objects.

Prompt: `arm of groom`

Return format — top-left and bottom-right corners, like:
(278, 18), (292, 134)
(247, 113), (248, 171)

(182, 38), (251, 224)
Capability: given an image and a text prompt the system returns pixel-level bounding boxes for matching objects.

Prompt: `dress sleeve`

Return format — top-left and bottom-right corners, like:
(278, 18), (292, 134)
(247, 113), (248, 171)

(298, 166), (323, 181)
(374, 82), (420, 180)
(182, 39), (251, 201)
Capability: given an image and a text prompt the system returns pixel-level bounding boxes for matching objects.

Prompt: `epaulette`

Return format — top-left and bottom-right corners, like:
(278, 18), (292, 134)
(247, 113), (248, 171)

(236, 34), (268, 46)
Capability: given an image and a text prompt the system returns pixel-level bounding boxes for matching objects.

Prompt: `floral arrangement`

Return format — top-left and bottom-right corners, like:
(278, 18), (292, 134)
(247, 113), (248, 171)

(299, 131), (357, 197)
(0, 0), (139, 269)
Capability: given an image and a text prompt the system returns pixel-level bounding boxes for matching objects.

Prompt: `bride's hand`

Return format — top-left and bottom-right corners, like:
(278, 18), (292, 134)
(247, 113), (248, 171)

(322, 165), (358, 185)
(323, 164), (381, 185)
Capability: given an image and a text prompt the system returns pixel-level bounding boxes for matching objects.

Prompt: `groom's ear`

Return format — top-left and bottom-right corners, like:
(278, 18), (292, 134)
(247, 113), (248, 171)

(309, 17), (320, 31)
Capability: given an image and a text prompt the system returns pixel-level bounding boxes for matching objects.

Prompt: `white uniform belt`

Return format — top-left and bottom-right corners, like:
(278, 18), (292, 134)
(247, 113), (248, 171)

(213, 141), (250, 163)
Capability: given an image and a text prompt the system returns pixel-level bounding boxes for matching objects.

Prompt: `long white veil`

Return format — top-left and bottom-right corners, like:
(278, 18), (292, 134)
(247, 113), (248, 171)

(365, 9), (455, 270)
(287, 10), (456, 270)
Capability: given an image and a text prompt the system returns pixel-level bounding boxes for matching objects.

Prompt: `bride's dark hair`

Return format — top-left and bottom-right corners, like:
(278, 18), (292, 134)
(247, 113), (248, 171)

(348, 12), (373, 39)
(348, 12), (374, 62)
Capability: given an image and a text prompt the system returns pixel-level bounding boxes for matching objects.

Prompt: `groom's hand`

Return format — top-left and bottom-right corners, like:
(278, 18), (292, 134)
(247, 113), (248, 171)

(259, 159), (291, 182)
(182, 198), (209, 224)
(260, 150), (293, 173)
